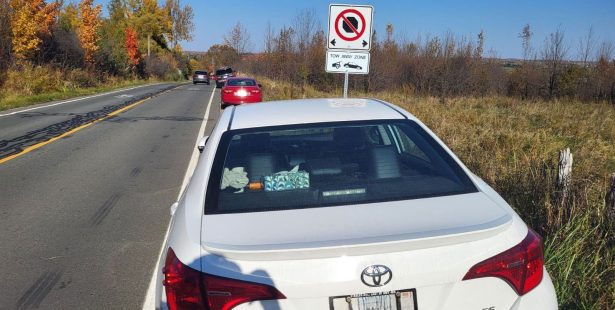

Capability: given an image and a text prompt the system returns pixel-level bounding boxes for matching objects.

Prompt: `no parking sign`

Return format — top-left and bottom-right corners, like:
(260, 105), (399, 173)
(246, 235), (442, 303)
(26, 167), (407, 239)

(328, 4), (374, 51)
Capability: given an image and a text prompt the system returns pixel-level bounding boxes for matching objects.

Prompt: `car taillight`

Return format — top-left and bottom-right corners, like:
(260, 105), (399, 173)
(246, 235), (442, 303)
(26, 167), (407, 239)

(250, 89), (261, 94)
(223, 89), (233, 94)
(163, 248), (205, 310)
(463, 229), (544, 296)
(204, 273), (286, 310)
(163, 248), (285, 310)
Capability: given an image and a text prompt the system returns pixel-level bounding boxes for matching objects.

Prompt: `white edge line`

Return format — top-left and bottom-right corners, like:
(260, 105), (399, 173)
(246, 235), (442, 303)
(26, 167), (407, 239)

(141, 85), (216, 310)
(0, 83), (166, 118)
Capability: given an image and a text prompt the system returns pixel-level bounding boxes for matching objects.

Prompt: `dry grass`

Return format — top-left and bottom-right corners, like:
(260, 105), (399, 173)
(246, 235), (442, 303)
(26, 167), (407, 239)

(0, 65), (154, 112)
(257, 75), (615, 309)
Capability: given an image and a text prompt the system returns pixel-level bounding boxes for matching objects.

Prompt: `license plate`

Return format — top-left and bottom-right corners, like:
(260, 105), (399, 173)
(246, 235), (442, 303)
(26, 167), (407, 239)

(330, 289), (417, 310)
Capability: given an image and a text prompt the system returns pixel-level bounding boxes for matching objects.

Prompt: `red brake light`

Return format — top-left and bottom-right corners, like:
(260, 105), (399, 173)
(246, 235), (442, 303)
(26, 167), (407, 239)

(250, 89), (261, 94)
(463, 229), (544, 295)
(163, 248), (285, 310)
(204, 273), (286, 310)
(163, 248), (205, 310)
(223, 89), (233, 94)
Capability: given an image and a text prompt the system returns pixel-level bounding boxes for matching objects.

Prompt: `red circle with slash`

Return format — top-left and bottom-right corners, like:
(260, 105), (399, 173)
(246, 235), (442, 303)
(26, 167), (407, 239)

(334, 9), (366, 41)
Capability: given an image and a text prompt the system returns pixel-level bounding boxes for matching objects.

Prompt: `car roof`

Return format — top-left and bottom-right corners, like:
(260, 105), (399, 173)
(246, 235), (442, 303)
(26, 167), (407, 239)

(229, 98), (414, 130)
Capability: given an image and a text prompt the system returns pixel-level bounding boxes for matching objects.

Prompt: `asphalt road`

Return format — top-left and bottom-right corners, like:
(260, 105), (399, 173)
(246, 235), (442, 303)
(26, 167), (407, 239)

(0, 82), (221, 309)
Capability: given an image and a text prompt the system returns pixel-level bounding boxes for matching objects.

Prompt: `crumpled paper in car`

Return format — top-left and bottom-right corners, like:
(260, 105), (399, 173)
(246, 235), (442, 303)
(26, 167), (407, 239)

(221, 167), (249, 193)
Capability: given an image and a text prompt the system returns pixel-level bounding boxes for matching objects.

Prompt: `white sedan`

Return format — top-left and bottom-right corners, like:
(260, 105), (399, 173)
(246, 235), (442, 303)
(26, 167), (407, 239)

(155, 98), (558, 310)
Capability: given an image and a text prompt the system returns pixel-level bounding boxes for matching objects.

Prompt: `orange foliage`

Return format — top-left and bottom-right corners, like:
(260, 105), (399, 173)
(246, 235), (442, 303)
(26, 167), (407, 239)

(77, 0), (102, 64)
(125, 27), (140, 68)
(9, 0), (59, 61)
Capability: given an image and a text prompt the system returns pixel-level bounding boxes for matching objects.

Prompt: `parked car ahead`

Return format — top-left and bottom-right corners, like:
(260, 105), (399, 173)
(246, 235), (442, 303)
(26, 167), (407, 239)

(192, 70), (210, 85)
(220, 77), (262, 109)
(155, 98), (558, 310)
(215, 67), (235, 88)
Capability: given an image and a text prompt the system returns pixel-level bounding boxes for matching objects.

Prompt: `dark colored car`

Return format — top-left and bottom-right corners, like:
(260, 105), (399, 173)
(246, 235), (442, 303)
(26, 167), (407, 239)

(220, 77), (262, 109)
(343, 62), (363, 70)
(215, 67), (235, 88)
(332, 61), (341, 69)
(192, 70), (210, 85)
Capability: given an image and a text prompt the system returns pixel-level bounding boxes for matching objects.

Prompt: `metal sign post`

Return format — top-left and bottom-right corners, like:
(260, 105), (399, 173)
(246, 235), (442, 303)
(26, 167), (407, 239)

(326, 4), (374, 99)
(343, 71), (349, 98)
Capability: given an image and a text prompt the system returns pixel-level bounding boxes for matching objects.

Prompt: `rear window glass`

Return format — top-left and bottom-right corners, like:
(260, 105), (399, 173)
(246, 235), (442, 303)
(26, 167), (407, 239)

(216, 68), (233, 75)
(205, 120), (477, 214)
(194, 71), (207, 75)
(227, 79), (256, 86)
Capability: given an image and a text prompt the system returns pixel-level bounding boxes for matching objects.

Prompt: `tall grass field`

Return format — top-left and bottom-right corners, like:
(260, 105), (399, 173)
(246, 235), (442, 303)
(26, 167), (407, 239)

(258, 75), (615, 309)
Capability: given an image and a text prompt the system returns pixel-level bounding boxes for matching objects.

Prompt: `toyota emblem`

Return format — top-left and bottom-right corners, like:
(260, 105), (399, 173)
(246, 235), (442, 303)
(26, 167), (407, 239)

(361, 265), (392, 287)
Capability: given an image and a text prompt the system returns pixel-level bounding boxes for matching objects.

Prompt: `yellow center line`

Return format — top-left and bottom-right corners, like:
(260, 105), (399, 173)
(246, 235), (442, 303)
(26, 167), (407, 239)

(0, 85), (182, 165)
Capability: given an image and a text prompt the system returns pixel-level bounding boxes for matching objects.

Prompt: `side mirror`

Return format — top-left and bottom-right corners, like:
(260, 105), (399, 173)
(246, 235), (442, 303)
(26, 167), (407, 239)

(170, 202), (179, 216)
(257, 84), (263, 88)
(197, 136), (209, 153)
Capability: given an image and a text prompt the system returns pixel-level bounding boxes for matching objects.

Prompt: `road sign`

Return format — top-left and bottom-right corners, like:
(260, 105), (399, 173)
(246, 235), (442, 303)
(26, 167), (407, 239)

(326, 50), (370, 74)
(328, 4), (374, 51)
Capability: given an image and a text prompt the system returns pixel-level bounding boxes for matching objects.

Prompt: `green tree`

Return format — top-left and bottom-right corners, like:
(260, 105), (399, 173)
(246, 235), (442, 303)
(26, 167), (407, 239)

(98, 0), (129, 74)
(129, 0), (172, 56)
(58, 3), (79, 31)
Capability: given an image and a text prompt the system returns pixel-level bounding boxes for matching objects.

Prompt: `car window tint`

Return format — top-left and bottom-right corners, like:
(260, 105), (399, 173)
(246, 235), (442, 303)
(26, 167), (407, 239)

(227, 79), (256, 86)
(194, 71), (207, 75)
(205, 120), (477, 214)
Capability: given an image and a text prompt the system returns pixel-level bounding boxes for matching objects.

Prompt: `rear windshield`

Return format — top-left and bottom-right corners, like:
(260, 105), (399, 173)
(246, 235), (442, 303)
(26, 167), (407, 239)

(194, 71), (207, 75)
(205, 120), (477, 214)
(227, 79), (256, 86)
(216, 68), (232, 75)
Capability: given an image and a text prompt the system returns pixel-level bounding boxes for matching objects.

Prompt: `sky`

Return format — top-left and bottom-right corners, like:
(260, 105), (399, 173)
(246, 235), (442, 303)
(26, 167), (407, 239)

(91, 0), (615, 59)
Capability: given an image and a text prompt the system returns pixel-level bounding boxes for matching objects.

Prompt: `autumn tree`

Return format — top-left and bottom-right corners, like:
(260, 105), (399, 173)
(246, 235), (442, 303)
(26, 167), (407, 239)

(514, 24), (539, 99)
(205, 44), (239, 69)
(165, 0), (194, 48)
(78, 0), (102, 64)
(9, 0), (59, 61)
(129, 0), (172, 56)
(125, 27), (140, 68)
(542, 27), (569, 98)
(520, 24), (533, 61)
(224, 22), (251, 55)
(0, 0), (11, 80)
(577, 26), (595, 67)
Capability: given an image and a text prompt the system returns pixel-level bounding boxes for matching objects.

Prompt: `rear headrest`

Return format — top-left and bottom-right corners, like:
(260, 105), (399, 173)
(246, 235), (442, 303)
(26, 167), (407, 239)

(368, 146), (401, 179)
(307, 157), (342, 176)
(333, 127), (365, 150)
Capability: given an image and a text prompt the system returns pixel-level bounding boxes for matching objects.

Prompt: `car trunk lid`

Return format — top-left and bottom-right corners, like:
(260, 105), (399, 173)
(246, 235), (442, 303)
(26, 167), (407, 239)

(201, 192), (512, 260)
